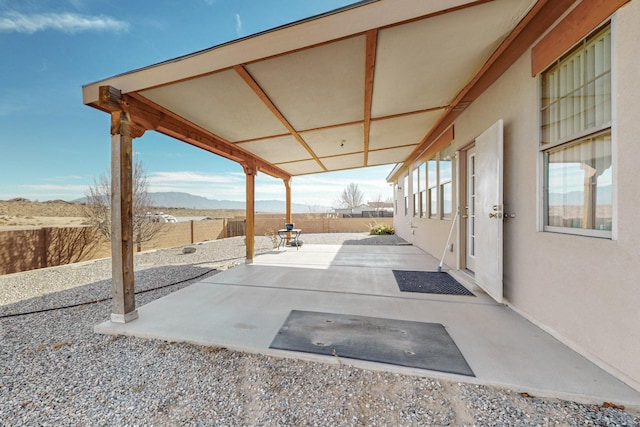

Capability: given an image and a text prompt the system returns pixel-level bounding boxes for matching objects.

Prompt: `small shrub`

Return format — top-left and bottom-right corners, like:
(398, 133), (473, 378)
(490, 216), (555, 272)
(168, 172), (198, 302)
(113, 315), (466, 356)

(369, 223), (394, 235)
(264, 229), (279, 248)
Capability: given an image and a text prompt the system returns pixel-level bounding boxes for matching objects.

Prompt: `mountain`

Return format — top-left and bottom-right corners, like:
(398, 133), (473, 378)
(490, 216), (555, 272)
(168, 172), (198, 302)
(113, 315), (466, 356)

(548, 185), (612, 206)
(89, 192), (329, 213)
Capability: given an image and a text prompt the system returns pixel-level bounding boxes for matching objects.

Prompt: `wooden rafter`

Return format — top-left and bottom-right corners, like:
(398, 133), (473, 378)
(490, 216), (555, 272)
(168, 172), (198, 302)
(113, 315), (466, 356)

(233, 65), (328, 172)
(363, 29), (377, 167)
(531, 0), (630, 76)
(388, 0), (575, 182)
(93, 86), (291, 180)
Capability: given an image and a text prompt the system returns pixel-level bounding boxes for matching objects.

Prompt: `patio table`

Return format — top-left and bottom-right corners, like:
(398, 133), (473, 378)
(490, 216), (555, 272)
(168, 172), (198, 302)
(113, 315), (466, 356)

(277, 228), (302, 250)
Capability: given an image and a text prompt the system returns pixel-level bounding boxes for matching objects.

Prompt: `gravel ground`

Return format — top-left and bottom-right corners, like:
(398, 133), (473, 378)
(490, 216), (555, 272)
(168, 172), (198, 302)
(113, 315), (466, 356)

(1, 233), (638, 426)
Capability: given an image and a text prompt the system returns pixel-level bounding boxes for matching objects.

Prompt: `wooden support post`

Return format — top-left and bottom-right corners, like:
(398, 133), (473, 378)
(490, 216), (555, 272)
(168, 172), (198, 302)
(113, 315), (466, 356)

(284, 178), (292, 244)
(41, 228), (48, 269)
(110, 110), (138, 323)
(244, 162), (257, 263)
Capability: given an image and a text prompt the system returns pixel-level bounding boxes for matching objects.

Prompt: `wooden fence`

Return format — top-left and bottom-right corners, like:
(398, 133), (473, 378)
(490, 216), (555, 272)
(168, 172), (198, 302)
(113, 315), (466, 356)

(0, 216), (392, 275)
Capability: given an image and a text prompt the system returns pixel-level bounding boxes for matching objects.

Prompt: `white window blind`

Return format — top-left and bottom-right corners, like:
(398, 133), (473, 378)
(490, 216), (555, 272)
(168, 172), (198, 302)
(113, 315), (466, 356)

(541, 27), (611, 146)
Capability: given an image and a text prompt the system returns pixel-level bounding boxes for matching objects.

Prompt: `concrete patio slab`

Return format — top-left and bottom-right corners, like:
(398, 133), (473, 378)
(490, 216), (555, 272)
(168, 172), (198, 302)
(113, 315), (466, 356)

(95, 244), (640, 407)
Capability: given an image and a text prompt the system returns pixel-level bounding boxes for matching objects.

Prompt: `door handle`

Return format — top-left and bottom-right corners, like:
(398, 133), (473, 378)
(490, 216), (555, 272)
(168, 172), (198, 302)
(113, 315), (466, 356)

(489, 213), (498, 219)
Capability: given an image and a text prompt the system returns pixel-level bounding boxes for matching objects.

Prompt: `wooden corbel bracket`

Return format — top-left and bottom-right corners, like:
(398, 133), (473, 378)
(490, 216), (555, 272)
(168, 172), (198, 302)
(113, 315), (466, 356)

(241, 160), (258, 176)
(99, 86), (148, 138)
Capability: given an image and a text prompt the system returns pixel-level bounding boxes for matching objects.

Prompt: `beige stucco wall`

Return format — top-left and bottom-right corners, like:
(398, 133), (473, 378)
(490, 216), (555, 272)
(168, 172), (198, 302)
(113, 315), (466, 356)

(393, 1), (640, 390)
(393, 183), (458, 263)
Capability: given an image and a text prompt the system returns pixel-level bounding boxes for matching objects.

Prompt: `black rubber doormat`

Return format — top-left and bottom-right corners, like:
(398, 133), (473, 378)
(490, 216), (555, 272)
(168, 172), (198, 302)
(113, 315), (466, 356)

(269, 310), (474, 376)
(392, 270), (475, 296)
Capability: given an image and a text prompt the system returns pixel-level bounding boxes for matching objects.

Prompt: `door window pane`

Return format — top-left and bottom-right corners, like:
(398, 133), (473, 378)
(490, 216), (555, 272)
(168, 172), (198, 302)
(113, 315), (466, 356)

(403, 175), (409, 216)
(412, 168), (419, 217)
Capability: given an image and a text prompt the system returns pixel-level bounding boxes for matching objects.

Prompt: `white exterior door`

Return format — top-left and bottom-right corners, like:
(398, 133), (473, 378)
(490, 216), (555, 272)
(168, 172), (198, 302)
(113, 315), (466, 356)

(473, 120), (504, 303)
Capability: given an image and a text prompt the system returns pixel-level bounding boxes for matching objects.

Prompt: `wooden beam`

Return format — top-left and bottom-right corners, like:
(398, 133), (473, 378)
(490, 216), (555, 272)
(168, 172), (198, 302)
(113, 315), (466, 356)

(243, 162), (257, 262)
(234, 65), (328, 172)
(110, 111), (137, 323)
(531, 0), (629, 76)
(388, 0), (575, 183)
(414, 126), (455, 161)
(99, 86), (123, 112)
(363, 29), (377, 166)
(100, 87), (146, 137)
(93, 88), (291, 180)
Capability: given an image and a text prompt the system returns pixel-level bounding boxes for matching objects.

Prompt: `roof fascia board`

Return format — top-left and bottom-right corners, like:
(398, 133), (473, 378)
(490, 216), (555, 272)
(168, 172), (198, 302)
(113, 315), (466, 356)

(82, 0), (481, 105)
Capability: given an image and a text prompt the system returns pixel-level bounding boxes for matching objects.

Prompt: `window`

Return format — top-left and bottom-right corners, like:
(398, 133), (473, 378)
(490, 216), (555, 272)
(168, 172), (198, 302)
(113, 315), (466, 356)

(421, 147), (454, 220)
(419, 162), (427, 217)
(412, 167), (419, 217)
(439, 145), (453, 219)
(427, 157), (438, 218)
(541, 25), (612, 237)
(403, 175), (409, 216)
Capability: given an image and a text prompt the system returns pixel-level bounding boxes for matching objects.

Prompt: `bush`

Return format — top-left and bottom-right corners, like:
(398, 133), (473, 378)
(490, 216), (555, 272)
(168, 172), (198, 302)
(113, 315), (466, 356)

(369, 223), (394, 235)
(264, 229), (279, 248)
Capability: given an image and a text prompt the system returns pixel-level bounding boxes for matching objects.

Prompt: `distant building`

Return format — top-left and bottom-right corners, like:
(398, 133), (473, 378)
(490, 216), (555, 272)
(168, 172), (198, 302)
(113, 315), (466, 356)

(145, 212), (177, 223)
(334, 203), (393, 218)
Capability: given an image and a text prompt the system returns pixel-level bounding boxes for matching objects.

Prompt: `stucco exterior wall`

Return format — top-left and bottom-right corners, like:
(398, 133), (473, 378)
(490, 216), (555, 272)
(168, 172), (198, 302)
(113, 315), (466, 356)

(393, 1), (640, 389)
(393, 182), (458, 262)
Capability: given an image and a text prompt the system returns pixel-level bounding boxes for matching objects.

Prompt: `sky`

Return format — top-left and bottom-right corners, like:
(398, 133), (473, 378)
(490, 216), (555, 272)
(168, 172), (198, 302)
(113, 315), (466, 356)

(0, 0), (394, 209)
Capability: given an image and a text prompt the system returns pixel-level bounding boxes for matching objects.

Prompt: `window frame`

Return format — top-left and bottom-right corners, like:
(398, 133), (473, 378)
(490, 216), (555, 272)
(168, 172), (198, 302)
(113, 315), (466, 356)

(539, 24), (613, 239)
(439, 145), (453, 220)
(419, 162), (427, 218)
(412, 145), (454, 221)
(403, 174), (409, 216)
(427, 156), (438, 219)
(412, 167), (420, 217)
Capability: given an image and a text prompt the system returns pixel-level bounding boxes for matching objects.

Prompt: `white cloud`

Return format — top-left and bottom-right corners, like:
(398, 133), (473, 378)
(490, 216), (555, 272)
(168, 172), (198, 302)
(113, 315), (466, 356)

(20, 184), (88, 192)
(2, 165), (394, 206)
(235, 13), (242, 36)
(291, 167), (394, 207)
(11, 183), (90, 201)
(0, 11), (129, 34)
(10, 165), (391, 206)
(146, 171), (245, 199)
(148, 171), (242, 185)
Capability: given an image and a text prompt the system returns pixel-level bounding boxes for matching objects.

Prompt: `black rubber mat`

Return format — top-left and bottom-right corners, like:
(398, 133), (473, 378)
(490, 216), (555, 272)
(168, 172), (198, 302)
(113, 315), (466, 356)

(392, 270), (474, 296)
(270, 310), (474, 376)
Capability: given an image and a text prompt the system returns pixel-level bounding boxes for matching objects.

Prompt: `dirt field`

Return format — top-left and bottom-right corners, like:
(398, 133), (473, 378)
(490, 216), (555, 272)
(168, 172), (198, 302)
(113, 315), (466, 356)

(0, 199), (245, 230)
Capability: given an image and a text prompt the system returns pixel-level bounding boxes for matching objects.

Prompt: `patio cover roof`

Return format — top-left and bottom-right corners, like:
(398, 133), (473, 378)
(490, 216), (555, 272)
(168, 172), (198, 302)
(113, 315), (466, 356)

(82, 0), (571, 181)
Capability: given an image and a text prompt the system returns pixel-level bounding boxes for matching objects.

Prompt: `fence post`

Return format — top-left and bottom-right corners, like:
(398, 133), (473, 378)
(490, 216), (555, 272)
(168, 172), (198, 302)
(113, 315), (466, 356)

(41, 228), (48, 269)
(190, 220), (194, 244)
